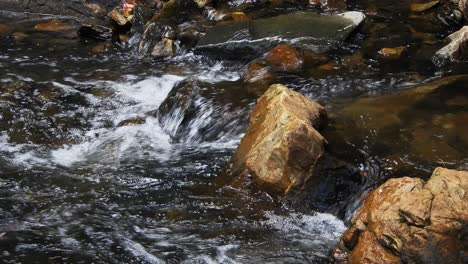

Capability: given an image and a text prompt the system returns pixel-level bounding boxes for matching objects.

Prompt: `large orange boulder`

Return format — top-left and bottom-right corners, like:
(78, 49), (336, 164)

(225, 84), (327, 194)
(333, 167), (468, 264)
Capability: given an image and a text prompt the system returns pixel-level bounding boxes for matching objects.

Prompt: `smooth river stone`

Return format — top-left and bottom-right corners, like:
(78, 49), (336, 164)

(195, 11), (366, 57)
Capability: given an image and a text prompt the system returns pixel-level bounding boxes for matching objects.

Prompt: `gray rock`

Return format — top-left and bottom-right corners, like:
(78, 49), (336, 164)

(195, 11), (366, 58)
(157, 79), (254, 143)
(435, 26), (468, 60)
(78, 19), (113, 40)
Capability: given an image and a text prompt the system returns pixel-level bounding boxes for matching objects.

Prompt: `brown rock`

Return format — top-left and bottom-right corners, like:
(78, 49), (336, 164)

(378, 46), (407, 59)
(333, 167), (468, 264)
(34, 20), (75, 32)
(267, 45), (304, 72)
(86, 3), (106, 17)
(226, 84), (327, 194)
(410, 0), (439, 12)
(231, 12), (249, 21)
(108, 9), (129, 26)
(151, 38), (175, 58)
(118, 116), (147, 127)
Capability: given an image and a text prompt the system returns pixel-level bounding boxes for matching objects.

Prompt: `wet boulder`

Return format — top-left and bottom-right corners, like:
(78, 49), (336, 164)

(333, 167), (468, 264)
(435, 26), (468, 60)
(79, 20), (114, 41)
(266, 44), (304, 72)
(225, 84), (327, 194)
(138, 22), (176, 58)
(195, 11), (366, 58)
(157, 79), (255, 143)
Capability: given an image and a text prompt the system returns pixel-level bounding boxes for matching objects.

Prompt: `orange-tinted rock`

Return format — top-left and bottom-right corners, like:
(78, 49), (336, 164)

(378, 46), (407, 59)
(333, 167), (468, 264)
(34, 20), (75, 32)
(267, 45), (303, 72)
(108, 9), (129, 26)
(226, 84), (327, 194)
(231, 12), (249, 21)
(410, 0), (439, 12)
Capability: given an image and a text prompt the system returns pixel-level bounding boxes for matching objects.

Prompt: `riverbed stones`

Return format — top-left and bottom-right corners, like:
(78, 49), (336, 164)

(267, 44), (304, 72)
(226, 84), (327, 194)
(195, 11), (366, 57)
(378, 46), (407, 59)
(333, 167), (468, 264)
(157, 79), (253, 142)
(34, 20), (75, 32)
(435, 26), (468, 60)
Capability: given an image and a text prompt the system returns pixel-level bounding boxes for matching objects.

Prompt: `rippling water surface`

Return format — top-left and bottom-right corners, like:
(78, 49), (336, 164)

(1, 2), (468, 262)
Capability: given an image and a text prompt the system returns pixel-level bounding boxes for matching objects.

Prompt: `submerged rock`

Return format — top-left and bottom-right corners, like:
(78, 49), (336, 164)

(226, 84), (327, 194)
(34, 20), (75, 32)
(195, 11), (366, 58)
(79, 19), (114, 40)
(267, 44), (304, 72)
(157, 79), (254, 143)
(435, 26), (468, 60)
(333, 167), (468, 264)
(330, 75), (468, 175)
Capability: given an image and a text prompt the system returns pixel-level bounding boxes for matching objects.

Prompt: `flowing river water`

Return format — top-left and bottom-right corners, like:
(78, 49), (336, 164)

(1, 1), (468, 263)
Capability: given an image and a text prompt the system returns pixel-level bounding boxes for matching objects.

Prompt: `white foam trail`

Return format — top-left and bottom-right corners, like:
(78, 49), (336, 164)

(121, 238), (165, 264)
(263, 211), (346, 257)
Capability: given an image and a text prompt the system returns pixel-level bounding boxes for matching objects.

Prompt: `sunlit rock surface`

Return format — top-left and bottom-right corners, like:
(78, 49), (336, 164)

(226, 84), (327, 194)
(333, 167), (468, 264)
